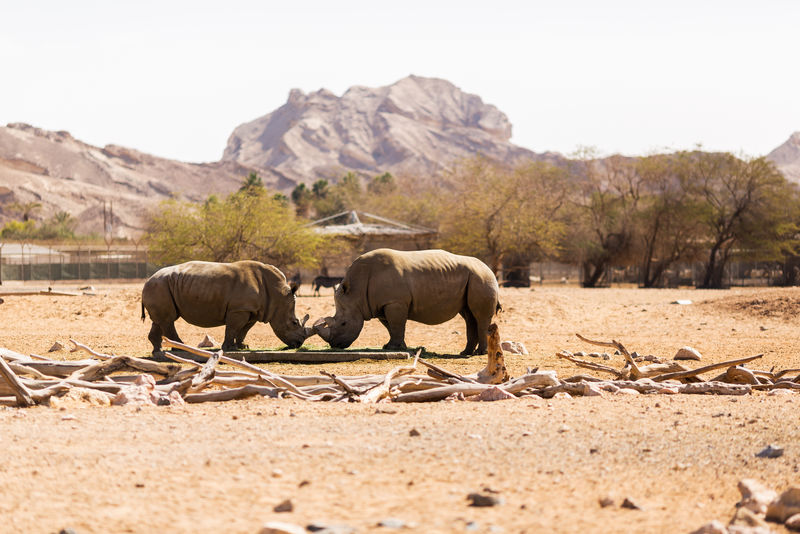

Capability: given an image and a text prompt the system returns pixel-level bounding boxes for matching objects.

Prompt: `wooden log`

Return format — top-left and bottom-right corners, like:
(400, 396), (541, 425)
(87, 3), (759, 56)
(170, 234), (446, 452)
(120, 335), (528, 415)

(15, 360), (96, 378)
(183, 385), (281, 404)
(393, 371), (559, 403)
(69, 339), (112, 360)
(0, 356), (35, 407)
(0, 348), (31, 362)
(556, 350), (627, 379)
(651, 354), (764, 382)
(476, 323), (509, 384)
(188, 351), (220, 394)
(576, 333), (642, 377)
(418, 358), (479, 384)
(356, 352), (419, 403)
(68, 356), (181, 382)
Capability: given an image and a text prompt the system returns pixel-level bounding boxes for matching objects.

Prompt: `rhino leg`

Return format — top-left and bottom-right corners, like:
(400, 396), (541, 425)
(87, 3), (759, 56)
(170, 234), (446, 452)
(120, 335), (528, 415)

(459, 309), (479, 356)
(149, 322), (183, 354)
(223, 311), (254, 351)
(234, 320), (257, 350)
(381, 303), (408, 350)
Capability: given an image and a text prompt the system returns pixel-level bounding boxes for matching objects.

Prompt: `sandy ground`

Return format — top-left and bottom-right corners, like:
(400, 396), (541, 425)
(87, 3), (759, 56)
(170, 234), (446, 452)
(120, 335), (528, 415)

(1, 282), (799, 533)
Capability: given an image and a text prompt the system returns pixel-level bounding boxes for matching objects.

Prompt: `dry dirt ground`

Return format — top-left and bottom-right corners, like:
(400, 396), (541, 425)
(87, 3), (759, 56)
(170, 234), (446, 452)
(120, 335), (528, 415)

(2, 282), (800, 534)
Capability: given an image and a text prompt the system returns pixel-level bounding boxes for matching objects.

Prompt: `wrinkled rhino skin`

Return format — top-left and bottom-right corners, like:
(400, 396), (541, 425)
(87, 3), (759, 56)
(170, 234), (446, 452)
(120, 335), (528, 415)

(314, 249), (500, 355)
(141, 260), (309, 353)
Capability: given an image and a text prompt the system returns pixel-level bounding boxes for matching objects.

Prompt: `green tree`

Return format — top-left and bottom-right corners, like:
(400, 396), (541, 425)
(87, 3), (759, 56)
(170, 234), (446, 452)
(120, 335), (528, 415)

(564, 151), (641, 287)
(146, 187), (326, 269)
(681, 152), (800, 288)
(438, 157), (567, 274)
(239, 172), (265, 195)
(291, 183), (313, 217)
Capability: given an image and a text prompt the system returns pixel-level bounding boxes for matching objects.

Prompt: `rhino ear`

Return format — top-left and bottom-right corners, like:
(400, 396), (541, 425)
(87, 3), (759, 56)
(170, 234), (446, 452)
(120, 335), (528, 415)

(341, 281), (349, 294)
(290, 283), (299, 295)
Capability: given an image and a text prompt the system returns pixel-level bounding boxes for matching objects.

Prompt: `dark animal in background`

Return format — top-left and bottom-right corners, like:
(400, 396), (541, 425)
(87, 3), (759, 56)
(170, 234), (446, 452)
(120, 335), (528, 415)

(289, 272), (302, 292)
(312, 275), (343, 296)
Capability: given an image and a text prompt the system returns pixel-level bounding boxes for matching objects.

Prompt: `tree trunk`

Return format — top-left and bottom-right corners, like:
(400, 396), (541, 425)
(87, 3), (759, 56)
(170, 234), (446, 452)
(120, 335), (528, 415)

(582, 261), (606, 287)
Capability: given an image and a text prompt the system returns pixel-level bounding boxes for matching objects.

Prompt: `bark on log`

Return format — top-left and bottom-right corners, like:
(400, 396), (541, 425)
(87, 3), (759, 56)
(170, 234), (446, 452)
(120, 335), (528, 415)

(476, 323), (509, 384)
(393, 371), (559, 403)
(0, 356), (35, 407)
(183, 385), (281, 403)
(652, 354), (764, 382)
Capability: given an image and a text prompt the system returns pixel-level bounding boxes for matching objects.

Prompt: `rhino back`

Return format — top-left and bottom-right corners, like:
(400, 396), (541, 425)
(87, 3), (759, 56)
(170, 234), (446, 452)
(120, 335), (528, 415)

(356, 249), (495, 323)
(145, 261), (266, 327)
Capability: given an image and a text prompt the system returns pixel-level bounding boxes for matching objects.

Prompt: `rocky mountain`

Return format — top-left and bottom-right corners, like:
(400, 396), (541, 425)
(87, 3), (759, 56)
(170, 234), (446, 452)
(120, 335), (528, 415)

(222, 75), (553, 183)
(0, 123), (276, 237)
(767, 132), (800, 182)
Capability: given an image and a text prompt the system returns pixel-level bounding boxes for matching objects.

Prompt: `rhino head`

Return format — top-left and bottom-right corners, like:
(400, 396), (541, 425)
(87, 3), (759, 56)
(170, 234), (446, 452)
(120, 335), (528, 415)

(311, 281), (364, 349)
(271, 284), (312, 348)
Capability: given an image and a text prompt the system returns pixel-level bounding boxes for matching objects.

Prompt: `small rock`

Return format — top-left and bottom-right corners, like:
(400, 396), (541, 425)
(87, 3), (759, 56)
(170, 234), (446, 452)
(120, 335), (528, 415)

(465, 521), (480, 531)
(58, 530), (78, 534)
(785, 513), (800, 530)
(587, 352), (601, 358)
(598, 496), (614, 508)
(467, 493), (504, 507)
(197, 334), (218, 348)
(377, 518), (406, 529)
(48, 341), (65, 352)
(730, 506), (770, 528)
(766, 487), (800, 523)
(621, 497), (642, 510)
(769, 388), (796, 396)
(737, 479), (778, 515)
(409, 428), (421, 437)
(552, 392), (572, 399)
(755, 444), (784, 458)
(690, 520), (728, 534)
(581, 382), (604, 397)
(557, 424), (570, 433)
(574, 351), (585, 357)
(0, 297), (4, 304)
(469, 386), (516, 402)
(49, 387), (111, 409)
(306, 524), (356, 534)
(501, 341), (529, 355)
(259, 522), (306, 534)
(273, 499), (293, 513)
(674, 346), (702, 361)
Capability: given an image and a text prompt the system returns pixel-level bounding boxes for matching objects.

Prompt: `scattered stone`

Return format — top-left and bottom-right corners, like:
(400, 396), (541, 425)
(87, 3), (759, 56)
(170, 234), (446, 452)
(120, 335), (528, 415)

(730, 506), (770, 528)
(409, 428), (421, 437)
(377, 518), (406, 529)
(259, 522), (306, 534)
(467, 493), (504, 507)
(306, 522), (356, 534)
(557, 424), (570, 433)
(766, 487), (800, 523)
(737, 479), (778, 515)
(465, 521), (480, 531)
(500, 341), (528, 355)
(674, 346), (702, 361)
(273, 499), (293, 513)
(0, 297), (4, 304)
(48, 341), (65, 352)
(621, 497), (642, 510)
(469, 386), (515, 402)
(598, 496), (614, 508)
(197, 334), (218, 348)
(58, 529), (78, 534)
(673, 299), (693, 305)
(587, 352), (601, 358)
(755, 444), (784, 459)
(574, 351), (585, 357)
(690, 520), (728, 534)
(271, 468), (284, 478)
(111, 375), (160, 406)
(552, 392), (572, 399)
(581, 382), (604, 397)
(785, 513), (800, 530)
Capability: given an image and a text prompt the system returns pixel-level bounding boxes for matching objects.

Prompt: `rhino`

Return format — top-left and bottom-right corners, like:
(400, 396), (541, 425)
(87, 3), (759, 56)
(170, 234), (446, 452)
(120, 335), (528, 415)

(141, 260), (310, 353)
(312, 249), (500, 355)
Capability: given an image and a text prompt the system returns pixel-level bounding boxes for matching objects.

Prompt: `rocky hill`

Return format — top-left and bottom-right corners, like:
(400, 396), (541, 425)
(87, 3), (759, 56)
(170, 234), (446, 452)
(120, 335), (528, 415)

(767, 131), (800, 182)
(222, 75), (554, 182)
(0, 123), (276, 237)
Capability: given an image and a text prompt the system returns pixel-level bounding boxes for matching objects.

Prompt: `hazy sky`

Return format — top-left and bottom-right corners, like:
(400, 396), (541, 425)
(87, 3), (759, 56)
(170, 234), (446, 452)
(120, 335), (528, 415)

(2, 0), (798, 163)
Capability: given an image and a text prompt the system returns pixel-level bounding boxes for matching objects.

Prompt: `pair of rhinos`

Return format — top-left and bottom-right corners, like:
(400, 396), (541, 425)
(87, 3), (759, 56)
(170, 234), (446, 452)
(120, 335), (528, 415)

(141, 248), (501, 356)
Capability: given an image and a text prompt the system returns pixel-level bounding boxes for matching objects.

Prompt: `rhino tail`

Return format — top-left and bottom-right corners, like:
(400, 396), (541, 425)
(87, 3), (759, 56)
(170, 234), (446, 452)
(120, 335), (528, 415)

(496, 302), (503, 315)
(141, 301), (146, 322)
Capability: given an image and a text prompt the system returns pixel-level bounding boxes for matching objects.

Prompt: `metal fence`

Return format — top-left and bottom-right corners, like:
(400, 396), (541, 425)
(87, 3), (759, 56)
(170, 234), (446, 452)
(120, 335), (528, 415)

(0, 243), (159, 283)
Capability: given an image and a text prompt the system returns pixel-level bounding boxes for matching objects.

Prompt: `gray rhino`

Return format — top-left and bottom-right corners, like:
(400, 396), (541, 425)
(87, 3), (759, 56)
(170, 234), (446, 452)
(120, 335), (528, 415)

(312, 249), (500, 355)
(141, 260), (310, 353)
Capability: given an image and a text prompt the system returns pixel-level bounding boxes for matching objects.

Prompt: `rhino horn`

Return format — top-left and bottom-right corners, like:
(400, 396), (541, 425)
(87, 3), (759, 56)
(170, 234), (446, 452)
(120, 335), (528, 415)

(301, 313), (309, 327)
(312, 317), (332, 342)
